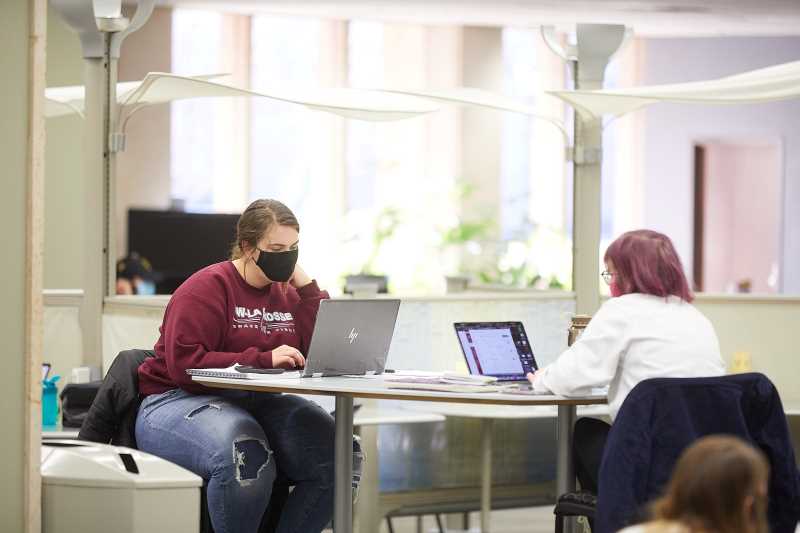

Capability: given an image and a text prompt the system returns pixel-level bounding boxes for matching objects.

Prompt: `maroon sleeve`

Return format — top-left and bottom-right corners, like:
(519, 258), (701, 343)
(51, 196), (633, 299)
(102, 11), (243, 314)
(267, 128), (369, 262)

(292, 280), (330, 356)
(160, 290), (273, 389)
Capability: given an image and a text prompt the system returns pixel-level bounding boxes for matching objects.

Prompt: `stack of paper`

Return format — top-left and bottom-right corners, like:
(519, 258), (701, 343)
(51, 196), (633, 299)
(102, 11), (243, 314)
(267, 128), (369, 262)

(385, 372), (500, 393)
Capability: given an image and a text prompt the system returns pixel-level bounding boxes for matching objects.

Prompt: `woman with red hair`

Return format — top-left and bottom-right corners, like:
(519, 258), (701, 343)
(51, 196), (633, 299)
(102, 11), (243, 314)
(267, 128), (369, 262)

(528, 229), (725, 493)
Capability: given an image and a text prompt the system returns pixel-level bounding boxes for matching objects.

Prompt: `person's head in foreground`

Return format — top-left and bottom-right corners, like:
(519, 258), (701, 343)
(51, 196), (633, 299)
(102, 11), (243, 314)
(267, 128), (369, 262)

(642, 435), (769, 533)
(603, 229), (693, 302)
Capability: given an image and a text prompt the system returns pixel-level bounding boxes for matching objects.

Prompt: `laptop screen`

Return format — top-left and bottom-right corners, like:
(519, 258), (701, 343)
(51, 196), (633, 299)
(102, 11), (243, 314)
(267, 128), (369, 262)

(454, 322), (538, 380)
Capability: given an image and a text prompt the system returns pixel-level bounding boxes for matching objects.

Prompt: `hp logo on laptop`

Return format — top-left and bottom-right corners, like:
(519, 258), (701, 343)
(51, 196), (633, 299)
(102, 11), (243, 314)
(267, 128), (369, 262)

(347, 327), (359, 344)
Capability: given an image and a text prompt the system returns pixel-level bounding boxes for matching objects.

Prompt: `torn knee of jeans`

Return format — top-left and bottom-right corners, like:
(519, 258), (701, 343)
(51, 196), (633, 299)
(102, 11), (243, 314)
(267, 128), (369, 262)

(233, 436), (273, 487)
(184, 402), (222, 420)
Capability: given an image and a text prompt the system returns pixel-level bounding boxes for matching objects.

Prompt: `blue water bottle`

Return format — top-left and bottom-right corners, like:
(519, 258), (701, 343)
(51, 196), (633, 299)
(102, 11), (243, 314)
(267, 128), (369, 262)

(42, 375), (60, 427)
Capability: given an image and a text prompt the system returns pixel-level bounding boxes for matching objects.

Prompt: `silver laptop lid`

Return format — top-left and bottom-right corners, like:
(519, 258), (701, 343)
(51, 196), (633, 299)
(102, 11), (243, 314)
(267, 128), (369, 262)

(304, 299), (401, 377)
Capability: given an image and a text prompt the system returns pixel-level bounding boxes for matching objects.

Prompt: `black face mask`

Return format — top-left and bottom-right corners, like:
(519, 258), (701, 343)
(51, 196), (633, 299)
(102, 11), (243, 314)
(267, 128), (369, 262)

(255, 248), (298, 282)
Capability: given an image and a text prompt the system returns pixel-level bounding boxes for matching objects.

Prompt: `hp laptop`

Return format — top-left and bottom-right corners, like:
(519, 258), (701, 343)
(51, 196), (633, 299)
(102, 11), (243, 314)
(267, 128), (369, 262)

(301, 299), (401, 377)
(453, 322), (539, 383)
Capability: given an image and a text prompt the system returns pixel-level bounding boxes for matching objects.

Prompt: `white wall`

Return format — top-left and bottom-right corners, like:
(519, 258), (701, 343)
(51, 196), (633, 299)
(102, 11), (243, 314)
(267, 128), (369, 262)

(43, 291), (85, 384)
(695, 295), (800, 407)
(639, 37), (800, 294)
(115, 7), (173, 258)
(44, 9), (84, 290)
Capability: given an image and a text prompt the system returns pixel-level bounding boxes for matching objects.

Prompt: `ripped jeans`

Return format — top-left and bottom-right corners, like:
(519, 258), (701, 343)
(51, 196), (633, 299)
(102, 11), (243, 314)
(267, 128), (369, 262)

(135, 388), (362, 533)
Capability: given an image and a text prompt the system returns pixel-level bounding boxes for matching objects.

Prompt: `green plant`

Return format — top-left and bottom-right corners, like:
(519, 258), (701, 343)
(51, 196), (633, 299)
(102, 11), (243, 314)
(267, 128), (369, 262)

(360, 207), (401, 275)
(438, 182), (494, 276)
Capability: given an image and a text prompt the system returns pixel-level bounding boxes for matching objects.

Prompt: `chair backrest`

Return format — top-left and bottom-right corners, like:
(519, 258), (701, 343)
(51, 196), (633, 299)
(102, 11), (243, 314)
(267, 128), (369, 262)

(596, 373), (800, 533)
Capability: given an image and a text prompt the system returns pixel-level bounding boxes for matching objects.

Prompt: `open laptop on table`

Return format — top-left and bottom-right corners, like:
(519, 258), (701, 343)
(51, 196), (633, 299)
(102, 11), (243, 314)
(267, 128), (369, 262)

(299, 299), (400, 377)
(188, 299), (400, 381)
(454, 321), (539, 389)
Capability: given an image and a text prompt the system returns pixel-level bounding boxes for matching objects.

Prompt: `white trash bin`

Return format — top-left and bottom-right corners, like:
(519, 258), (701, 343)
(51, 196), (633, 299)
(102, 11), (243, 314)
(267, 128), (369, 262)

(42, 440), (203, 533)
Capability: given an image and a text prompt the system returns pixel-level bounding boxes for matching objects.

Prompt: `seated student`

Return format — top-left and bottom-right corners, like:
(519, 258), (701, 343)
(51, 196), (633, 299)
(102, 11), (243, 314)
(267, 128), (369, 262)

(527, 229), (725, 493)
(115, 252), (157, 295)
(620, 435), (769, 533)
(136, 199), (351, 533)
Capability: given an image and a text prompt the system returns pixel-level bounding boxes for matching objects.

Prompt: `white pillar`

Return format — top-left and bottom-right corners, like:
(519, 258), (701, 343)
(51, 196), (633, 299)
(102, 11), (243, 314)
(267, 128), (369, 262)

(81, 56), (109, 368)
(571, 24), (627, 315)
(50, 0), (154, 370)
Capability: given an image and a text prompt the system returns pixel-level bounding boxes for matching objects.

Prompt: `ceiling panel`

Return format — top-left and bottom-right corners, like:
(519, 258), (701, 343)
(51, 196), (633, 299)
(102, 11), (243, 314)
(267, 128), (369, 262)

(154, 0), (800, 36)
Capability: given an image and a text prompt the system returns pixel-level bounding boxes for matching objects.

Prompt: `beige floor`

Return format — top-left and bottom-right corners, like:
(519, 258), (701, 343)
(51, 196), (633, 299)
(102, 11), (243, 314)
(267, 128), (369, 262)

(372, 505), (556, 533)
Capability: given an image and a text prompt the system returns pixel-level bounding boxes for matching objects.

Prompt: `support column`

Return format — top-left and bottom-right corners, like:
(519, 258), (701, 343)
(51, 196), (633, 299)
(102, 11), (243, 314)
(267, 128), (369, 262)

(0, 0), (46, 529)
(81, 56), (110, 369)
(571, 24), (627, 315)
(50, 0), (155, 371)
(461, 27), (504, 273)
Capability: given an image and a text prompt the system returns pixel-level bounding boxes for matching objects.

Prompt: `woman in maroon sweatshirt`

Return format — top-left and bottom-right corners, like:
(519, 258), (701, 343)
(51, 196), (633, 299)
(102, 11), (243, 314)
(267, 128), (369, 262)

(136, 199), (349, 533)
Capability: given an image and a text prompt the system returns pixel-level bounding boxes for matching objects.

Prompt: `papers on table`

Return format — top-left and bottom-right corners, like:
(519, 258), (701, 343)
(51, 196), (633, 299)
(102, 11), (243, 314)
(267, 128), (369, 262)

(385, 371), (502, 393)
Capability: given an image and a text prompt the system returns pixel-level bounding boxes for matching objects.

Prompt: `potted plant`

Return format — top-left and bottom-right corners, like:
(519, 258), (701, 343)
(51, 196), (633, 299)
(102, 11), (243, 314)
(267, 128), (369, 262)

(344, 207), (401, 295)
(475, 227), (571, 291)
(438, 183), (494, 292)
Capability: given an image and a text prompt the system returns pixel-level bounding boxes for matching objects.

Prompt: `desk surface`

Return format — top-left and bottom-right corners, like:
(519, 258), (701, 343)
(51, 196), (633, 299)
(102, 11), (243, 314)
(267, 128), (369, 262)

(193, 374), (608, 406)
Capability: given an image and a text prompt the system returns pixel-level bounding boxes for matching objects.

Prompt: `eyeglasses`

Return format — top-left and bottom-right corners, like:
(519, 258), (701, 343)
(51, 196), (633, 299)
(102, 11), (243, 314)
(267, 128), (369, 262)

(601, 270), (615, 285)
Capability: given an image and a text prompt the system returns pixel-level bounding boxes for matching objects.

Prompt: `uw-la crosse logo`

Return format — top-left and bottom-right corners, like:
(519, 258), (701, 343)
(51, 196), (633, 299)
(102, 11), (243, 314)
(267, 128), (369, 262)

(347, 327), (359, 344)
(233, 306), (295, 335)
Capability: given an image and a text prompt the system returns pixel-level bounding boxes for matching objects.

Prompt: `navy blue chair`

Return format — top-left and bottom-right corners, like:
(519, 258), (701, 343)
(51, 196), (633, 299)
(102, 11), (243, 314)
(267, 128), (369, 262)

(595, 373), (800, 533)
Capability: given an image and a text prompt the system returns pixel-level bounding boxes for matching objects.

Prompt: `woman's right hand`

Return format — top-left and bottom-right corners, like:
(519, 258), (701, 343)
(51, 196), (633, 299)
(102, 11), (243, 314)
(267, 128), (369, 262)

(271, 345), (306, 369)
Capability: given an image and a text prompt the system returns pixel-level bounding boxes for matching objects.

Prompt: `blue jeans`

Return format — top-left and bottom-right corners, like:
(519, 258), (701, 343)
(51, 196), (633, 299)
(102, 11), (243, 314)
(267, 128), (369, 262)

(136, 389), (361, 533)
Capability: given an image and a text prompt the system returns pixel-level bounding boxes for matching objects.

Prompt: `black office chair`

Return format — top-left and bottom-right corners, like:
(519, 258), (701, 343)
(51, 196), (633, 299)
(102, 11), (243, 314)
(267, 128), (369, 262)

(553, 490), (596, 533)
(553, 373), (800, 533)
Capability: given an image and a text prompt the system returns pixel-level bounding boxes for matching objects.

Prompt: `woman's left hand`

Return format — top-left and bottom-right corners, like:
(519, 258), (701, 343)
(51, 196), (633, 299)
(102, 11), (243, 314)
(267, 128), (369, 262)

(290, 264), (312, 289)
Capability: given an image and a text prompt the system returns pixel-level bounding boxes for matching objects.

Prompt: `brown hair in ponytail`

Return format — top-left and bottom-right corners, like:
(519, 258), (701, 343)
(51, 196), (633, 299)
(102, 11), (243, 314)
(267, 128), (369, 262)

(230, 199), (300, 260)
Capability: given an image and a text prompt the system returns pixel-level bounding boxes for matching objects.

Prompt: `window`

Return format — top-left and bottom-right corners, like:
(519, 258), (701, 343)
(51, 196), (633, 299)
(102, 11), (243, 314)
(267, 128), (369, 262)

(167, 16), (580, 293)
(344, 22), (461, 292)
(499, 28), (572, 288)
(170, 9), (224, 212)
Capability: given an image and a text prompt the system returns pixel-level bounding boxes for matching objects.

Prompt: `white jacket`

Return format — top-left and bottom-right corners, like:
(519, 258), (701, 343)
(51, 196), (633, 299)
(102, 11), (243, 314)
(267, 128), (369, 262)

(532, 293), (725, 421)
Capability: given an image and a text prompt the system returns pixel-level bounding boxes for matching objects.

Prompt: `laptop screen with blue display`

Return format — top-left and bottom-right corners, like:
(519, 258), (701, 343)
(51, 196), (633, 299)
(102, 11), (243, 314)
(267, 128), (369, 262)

(454, 322), (538, 382)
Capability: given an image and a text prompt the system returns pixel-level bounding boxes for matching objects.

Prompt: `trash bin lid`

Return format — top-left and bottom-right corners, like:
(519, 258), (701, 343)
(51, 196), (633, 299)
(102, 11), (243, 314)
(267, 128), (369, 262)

(41, 440), (202, 489)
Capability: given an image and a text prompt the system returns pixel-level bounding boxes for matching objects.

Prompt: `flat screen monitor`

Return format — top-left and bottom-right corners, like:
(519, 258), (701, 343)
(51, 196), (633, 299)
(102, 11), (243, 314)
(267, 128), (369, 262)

(127, 209), (239, 293)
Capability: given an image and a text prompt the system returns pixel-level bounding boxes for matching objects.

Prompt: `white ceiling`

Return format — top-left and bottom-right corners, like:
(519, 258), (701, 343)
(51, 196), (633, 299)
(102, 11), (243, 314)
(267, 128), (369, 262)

(154, 0), (800, 37)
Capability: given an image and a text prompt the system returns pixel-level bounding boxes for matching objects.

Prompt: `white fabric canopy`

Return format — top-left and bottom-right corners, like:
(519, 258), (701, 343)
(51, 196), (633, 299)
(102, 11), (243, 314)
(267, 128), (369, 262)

(549, 60), (800, 120)
(46, 72), (440, 121)
(45, 74), (225, 118)
(381, 87), (568, 141)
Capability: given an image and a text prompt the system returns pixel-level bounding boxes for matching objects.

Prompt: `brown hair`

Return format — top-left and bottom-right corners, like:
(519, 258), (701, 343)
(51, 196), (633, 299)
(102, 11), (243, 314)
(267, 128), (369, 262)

(649, 435), (769, 533)
(229, 199), (300, 260)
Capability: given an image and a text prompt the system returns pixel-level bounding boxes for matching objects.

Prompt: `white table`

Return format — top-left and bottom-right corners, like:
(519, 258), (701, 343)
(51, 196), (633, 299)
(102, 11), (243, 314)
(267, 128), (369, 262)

(193, 373), (607, 533)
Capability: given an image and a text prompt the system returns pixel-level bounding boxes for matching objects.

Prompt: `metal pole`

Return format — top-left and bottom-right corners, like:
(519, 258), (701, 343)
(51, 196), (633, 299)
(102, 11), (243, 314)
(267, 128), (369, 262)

(556, 405), (578, 533)
(81, 56), (108, 370)
(480, 418), (494, 533)
(334, 395), (355, 533)
(50, 0), (155, 372)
